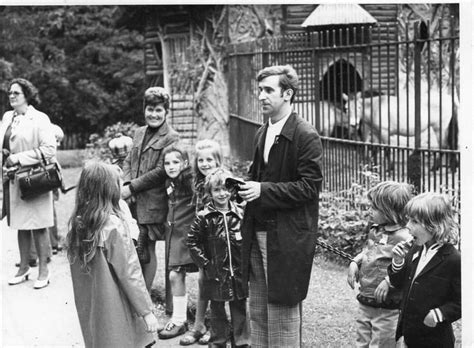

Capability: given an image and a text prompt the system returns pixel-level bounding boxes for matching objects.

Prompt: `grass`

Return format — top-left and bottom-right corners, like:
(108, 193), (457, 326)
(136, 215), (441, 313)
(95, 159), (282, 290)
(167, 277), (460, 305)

(56, 149), (86, 168)
(55, 161), (461, 347)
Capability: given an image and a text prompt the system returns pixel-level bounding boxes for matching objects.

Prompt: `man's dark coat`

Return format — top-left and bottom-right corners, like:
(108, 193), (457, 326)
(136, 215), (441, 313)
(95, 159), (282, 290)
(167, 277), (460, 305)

(241, 111), (323, 306)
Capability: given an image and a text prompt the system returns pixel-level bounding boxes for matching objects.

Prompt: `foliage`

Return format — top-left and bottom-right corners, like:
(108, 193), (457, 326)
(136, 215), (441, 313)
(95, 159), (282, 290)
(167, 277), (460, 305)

(85, 121), (139, 163)
(166, 7), (227, 96)
(228, 159), (252, 179)
(228, 5), (282, 42)
(317, 166), (381, 264)
(397, 4), (459, 93)
(0, 6), (146, 147)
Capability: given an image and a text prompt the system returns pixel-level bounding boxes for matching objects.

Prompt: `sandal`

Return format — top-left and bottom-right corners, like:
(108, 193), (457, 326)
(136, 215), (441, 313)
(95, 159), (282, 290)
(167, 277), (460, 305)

(198, 330), (211, 345)
(179, 329), (205, 346)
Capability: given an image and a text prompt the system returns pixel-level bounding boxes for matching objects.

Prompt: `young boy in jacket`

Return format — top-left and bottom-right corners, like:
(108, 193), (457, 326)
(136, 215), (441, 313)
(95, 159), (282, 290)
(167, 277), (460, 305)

(187, 168), (250, 348)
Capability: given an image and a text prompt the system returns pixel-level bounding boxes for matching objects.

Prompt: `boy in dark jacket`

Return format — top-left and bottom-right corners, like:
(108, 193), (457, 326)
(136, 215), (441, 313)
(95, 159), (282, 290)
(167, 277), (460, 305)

(388, 192), (461, 347)
(187, 168), (250, 348)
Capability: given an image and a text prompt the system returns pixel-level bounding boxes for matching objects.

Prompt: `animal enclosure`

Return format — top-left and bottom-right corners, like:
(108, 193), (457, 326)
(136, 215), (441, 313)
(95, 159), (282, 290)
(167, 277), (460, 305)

(228, 16), (460, 202)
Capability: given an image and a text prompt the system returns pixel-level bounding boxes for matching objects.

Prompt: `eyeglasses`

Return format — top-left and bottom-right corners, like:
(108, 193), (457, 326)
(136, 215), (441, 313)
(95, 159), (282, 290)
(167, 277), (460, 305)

(8, 91), (23, 96)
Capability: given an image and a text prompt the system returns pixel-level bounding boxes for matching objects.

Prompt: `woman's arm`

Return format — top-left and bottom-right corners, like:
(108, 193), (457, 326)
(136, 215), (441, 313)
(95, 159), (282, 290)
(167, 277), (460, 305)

(11, 113), (56, 166)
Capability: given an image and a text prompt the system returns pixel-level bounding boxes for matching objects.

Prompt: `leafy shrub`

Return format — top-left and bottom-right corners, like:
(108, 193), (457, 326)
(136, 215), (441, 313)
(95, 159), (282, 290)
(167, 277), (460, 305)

(85, 121), (139, 163)
(228, 159), (251, 179)
(317, 166), (381, 264)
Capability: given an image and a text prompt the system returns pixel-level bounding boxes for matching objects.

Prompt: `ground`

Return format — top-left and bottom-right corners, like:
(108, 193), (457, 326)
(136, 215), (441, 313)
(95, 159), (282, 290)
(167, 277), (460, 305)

(1, 166), (461, 347)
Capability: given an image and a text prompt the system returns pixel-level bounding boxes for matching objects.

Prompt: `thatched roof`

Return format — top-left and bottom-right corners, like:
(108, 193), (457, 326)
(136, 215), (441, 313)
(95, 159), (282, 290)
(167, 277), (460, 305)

(301, 4), (377, 27)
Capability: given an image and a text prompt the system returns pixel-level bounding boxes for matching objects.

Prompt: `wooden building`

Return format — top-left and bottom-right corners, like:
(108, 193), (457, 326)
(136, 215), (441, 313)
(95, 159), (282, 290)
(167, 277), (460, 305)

(284, 4), (399, 99)
(142, 4), (405, 145)
(143, 6), (209, 145)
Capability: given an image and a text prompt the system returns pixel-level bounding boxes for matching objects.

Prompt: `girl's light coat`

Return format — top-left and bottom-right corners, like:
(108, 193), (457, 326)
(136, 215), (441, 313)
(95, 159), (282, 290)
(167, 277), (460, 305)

(70, 211), (154, 348)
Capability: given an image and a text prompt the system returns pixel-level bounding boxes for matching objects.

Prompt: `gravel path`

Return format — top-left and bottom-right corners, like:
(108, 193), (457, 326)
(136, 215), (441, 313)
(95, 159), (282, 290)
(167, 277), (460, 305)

(1, 217), (203, 347)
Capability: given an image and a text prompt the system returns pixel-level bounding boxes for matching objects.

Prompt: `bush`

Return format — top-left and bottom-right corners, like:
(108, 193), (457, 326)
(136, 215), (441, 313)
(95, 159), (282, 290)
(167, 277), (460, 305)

(85, 121), (139, 163)
(317, 166), (381, 264)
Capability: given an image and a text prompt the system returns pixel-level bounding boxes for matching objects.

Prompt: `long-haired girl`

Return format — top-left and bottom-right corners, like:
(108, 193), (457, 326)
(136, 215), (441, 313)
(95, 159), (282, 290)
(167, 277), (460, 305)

(158, 144), (198, 340)
(67, 162), (158, 348)
(389, 192), (461, 347)
(179, 139), (223, 345)
(347, 181), (414, 347)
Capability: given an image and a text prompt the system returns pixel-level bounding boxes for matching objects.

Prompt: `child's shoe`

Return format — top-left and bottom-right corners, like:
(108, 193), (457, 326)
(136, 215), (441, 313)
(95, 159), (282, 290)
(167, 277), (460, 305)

(158, 321), (187, 339)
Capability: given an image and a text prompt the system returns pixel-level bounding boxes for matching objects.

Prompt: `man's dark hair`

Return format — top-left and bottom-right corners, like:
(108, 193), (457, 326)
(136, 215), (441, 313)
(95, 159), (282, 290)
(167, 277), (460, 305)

(257, 65), (299, 104)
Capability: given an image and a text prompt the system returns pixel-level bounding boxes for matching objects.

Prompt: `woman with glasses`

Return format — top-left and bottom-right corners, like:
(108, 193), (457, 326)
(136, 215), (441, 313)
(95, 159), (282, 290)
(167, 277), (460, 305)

(0, 78), (56, 289)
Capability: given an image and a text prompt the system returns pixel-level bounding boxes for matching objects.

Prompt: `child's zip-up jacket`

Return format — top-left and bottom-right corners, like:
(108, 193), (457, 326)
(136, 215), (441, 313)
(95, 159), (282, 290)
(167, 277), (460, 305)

(187, 200), (247, 301)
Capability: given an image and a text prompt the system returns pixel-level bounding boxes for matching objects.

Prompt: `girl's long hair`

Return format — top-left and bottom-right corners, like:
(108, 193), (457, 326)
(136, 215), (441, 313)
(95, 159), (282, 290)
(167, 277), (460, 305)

(367, 181), (414, 226)
(163, 143), (194, 195)
(192, 139), (223, 208)
(193, 139), (223, 181)
(66, 162), (123, 272)
(405, 192), (459, 245)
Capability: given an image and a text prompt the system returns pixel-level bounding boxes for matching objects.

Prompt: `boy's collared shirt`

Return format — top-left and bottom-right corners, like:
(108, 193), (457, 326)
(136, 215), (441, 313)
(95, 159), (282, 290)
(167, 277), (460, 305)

(413, 242), (443, 280)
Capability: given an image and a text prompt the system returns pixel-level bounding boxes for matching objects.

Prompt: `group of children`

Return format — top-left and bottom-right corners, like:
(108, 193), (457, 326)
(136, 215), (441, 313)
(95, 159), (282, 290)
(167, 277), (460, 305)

(67, 137), (461, 347)
(68, 138), (250, 347)
(347, 181), (461, 347)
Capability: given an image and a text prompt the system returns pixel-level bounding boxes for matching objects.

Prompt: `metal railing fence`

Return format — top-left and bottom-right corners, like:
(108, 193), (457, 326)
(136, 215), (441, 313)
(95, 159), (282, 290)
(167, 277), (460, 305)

(227, 19), (460, 205)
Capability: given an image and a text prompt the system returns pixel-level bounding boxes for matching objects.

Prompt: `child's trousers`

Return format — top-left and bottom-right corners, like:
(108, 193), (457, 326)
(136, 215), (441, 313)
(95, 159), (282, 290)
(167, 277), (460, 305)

(209, 298), (250, 347)
(356, 302), (398, 348)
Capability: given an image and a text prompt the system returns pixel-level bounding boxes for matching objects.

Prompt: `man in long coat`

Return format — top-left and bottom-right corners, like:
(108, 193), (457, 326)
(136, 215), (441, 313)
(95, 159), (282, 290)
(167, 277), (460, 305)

(239, 64), (323, 347)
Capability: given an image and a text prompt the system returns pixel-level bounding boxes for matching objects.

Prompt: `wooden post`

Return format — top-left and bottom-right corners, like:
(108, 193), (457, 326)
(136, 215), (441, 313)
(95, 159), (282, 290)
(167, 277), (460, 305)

(158, 29), (170, 94)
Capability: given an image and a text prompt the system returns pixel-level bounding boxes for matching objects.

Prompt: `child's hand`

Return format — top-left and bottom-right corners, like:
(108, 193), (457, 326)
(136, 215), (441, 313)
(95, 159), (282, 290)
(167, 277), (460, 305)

(392, 239), (412, 264)
(143, 312), (160, 332)
(423, 311), (438, 328)
(374, 279), (390, 303)
(347, 262), (359, 289)
(203, 266), (219, 281)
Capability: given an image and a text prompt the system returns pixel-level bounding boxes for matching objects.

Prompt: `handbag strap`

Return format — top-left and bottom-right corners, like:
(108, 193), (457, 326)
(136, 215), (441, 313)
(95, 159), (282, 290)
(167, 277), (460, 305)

(34, 148), (48, 166)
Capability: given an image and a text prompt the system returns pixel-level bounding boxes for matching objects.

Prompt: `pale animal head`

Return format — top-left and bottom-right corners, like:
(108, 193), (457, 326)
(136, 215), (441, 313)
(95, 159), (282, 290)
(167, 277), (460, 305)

(342, 92), (363, 128)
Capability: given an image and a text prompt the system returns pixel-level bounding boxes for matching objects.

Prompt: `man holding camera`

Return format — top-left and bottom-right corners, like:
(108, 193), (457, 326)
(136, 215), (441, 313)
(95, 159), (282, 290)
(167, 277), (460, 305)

(239, 65), (323, 347)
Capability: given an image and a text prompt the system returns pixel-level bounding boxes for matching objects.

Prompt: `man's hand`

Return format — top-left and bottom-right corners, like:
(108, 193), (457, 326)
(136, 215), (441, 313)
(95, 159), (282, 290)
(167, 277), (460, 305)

(121, 185), (132, 200)
(238, 181), (261, 202)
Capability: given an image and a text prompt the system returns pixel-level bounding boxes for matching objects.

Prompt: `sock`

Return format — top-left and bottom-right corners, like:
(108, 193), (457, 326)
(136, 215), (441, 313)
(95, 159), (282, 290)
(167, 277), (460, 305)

(171, 295), (187, 325)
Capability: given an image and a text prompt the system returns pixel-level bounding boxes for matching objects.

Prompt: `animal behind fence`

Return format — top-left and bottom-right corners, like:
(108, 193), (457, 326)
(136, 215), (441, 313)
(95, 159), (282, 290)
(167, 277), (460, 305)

(293, 99), (355, 139)
(342, 89), (458, 151)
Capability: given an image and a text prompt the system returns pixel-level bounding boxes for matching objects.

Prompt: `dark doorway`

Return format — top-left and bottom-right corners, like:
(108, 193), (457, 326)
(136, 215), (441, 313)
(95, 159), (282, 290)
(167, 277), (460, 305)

(319, 59), (363, 106)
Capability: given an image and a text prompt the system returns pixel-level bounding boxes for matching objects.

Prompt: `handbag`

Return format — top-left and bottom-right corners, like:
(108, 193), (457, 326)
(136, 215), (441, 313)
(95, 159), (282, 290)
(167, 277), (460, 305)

(15, 148), (63, 200)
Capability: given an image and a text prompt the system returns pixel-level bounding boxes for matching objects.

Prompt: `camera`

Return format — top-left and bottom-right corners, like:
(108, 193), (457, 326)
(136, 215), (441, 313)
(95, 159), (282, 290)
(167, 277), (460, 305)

(225, 177), (245, 203)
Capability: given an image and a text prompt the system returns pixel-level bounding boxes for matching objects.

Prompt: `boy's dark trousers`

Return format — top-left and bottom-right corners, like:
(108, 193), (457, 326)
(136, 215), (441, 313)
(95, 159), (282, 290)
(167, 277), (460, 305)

(209, 298), (250, 348)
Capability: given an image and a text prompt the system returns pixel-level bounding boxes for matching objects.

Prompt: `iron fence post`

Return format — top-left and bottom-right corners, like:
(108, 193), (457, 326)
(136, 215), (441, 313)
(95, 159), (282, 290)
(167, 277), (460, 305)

(408, 21), (422, 192)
